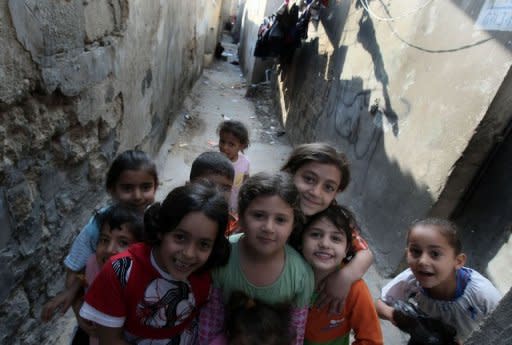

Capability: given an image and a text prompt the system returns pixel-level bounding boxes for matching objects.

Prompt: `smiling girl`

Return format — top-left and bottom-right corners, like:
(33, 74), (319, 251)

(80, 181), (230, 344)
(282, 143), (373, 312)
(199, 172), (314, 345)
(295, 205), (383, 345)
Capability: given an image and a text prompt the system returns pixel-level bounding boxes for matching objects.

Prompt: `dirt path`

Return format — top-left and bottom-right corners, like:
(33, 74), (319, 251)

(154, 39), (291, 199)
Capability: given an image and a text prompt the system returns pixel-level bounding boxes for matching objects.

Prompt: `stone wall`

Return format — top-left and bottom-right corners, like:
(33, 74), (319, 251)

(0, 0), (220, 343)
(272, 0), (512, 276)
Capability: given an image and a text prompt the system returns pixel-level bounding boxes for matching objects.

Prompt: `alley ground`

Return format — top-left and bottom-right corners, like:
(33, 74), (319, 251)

(153, 36), (408, 344)
(154, 41), (291, 200)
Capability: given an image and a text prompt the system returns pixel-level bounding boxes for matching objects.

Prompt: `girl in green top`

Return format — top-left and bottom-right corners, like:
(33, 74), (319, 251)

(199, 172), (314, 345)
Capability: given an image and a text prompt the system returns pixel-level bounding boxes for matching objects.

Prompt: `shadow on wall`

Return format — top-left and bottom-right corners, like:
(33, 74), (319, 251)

(280, 1), (400, 137)
(452, 122), (512, 283)
(355, 2), (399, 136)
(276, 6), (431, 274)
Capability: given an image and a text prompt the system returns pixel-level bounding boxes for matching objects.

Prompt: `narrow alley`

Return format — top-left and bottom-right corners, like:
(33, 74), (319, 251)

(154, 37), (292, 199)
(1, 1), (511, 344)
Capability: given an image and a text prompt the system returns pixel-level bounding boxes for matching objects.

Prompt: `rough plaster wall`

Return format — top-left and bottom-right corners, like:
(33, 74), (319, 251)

(221, 0), (237, 28)
(231, 0), (247, 43)
(0, 0), (215, 343)
(466, 289), (512, 344)
(205, 1), (222, 57)
(272, 0), (512, 275)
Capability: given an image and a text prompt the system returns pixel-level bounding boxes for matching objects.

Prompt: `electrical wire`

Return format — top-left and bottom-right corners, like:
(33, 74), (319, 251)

(359, 0), (434, 21)
(361, 0), (493, 53)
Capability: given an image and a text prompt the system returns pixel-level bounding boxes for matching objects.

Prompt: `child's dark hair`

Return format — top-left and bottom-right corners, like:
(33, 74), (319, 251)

(144, 180), (230, 272)
(96, 204), (144, 241)
(225, 291), (294, 345)
(217, 120), (250, 151)
(106, 149), (159, 190)
(281, 143), (350, 192)
(290, 204), (354, 262)
(408, 218), (462, 255)
(190, 151), (235, 182)
(238, 172), (304, 230)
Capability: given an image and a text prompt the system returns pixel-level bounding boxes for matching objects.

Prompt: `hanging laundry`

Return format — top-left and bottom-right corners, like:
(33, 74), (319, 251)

(254, 0), (314, 63)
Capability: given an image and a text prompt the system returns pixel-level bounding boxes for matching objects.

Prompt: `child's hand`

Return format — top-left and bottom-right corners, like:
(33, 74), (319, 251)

(71, 297), (98, 337)
(41, 289), (75, 322)
(316, 269), (351, 314)
(77, 315), (98, 337)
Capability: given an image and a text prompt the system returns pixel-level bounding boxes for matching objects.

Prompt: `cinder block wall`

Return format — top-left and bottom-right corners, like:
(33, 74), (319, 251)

(0, 0), (221, 343)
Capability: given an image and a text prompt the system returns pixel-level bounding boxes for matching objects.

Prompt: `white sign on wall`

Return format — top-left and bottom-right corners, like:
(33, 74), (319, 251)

(476, 0), (512, 31)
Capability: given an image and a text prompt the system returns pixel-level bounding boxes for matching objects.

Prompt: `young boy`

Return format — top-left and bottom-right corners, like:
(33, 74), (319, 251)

(42, 204), (144, 345)
(189, 151), (238, 235)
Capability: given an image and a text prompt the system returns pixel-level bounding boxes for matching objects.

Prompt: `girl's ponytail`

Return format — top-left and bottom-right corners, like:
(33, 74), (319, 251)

(143, 202), (161, 244)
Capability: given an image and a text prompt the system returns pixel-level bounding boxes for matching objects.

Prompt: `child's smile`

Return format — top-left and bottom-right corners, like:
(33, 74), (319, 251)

(96, 222), (136, 266)
(292, 162), (341, 216)
(240, 195), (294, 258)
(406, 225), (465, 299)
(302, 217), (348, 279)
(154, 211), (217, 281)
(312, 250), (335, 262)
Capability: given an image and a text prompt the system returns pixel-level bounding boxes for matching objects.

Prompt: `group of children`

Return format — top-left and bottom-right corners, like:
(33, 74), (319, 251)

(41, 119), (502, 345)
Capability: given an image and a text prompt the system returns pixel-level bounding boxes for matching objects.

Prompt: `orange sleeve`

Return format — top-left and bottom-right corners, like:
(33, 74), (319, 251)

(351, 228), (369, 252)
(345, 280), (383, 345)
(225, 213), (239, 237)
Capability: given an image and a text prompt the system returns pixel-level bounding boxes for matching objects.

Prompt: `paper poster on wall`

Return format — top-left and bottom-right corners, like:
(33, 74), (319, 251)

(476, 0), (512, 31)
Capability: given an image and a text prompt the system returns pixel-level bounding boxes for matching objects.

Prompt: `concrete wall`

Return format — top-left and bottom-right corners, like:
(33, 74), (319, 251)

(270, 0), (512, 276)
(204, 0), (223, 66)
(221, 0), (236, 29)
(239, 0), (282, 83)
(0, 0), (219, 343)
(466, 288), (512, 345)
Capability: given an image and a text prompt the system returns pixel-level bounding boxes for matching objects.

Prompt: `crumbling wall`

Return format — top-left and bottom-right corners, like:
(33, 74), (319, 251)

(272, 0), (512, 275)
(466, 288), (512, 345)
(0, 0), (216, 343)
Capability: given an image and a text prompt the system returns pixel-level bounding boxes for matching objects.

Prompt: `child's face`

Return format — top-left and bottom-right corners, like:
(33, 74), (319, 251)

(155, 211), (218, 281)
(293, 162), (341, 216)
(96, 222), (137, 266)
(109, 169), (157, 212)
(240, 195), (294, 258)
(302, 217), (348, 275)
(219, 131), (244, 162)
(193, 174), (233, 202)
(406, 225), (465, 295)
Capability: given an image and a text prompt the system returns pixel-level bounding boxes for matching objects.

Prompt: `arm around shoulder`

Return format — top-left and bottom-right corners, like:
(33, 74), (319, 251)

(345, 248), (374, 281)
(318, 249), (374, 313)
